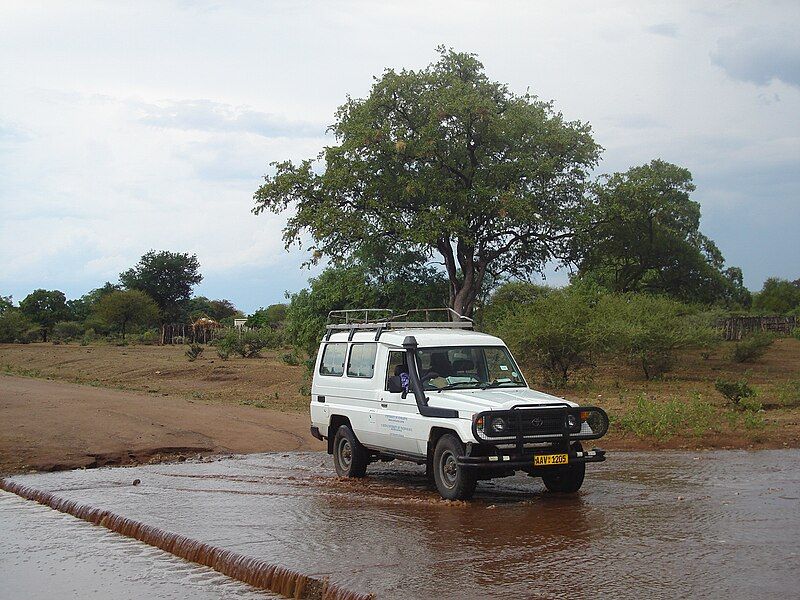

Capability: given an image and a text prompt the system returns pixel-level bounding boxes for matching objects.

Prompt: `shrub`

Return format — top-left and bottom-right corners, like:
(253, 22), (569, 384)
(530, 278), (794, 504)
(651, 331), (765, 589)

(216, 345), (230, 360)
(138, 329), (160, 345)
(618, 393), (717, 440)
(729, 332), (774, 363)
(596, 294), (718, 380)
(51, 321), (84, 343)
(0, 310), (36, 343)
(714, 378), (756, 408)
(281, 351), (300, 366)
(213, 329), (279, 359)
(494, 287), (599, 387)
(185, 343), (204, 361)
(774, 380), (800, 408)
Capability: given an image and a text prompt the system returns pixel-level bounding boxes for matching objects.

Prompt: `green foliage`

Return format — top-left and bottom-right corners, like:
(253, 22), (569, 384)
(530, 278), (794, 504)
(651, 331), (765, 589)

(281, 351), (300, 366)
(94, 290), (160, 339)
(596, 293), (718, 379)
(51, 321), (84, 343)
(494, 286), (599, 386)
(120, 250), (202, 322)
(752, 277), (800, 315)
(254, 47), (599, 316)
(185, 343), (204, 361)
(773, 380), (800, 408)
(214, 329), (279, 359)
(618, 393), (717, 440)
(573, 160), (749, 306)
(477, 281), (551, 329)
(714, 378), (756, 408)
(285, 258), (447, 356)
(66, 282), (120, 322)
(0, 295), (13, 315)
(729, 332), (774, 363)
(0, 310), (38, 343)
(19, 289), (70, 341)
(246, 304), (288, 329)
(187, 297), (242, 323)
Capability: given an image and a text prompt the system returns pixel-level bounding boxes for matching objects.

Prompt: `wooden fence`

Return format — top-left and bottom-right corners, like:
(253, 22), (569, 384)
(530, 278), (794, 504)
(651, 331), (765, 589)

(717, 316), (797, 341)
(160, 324), (256, 345)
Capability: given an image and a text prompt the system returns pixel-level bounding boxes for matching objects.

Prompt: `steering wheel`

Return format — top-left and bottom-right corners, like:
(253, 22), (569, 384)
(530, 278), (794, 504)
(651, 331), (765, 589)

(420, 371), (440, 383)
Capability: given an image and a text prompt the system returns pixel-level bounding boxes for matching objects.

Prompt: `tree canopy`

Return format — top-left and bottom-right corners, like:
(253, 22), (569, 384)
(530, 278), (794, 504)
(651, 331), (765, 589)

(254, 47), (599, 316)
(19, 289), (69, 341)
(572, 160), (749, 306)
(187, 297), (241, 323)
(752, 277), (800, 315)
(94, 290), (159, 338)
(120, 251), (202, 322)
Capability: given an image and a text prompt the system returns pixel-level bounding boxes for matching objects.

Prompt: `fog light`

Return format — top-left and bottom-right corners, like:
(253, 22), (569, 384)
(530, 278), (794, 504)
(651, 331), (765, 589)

(491, 417), (507, 434)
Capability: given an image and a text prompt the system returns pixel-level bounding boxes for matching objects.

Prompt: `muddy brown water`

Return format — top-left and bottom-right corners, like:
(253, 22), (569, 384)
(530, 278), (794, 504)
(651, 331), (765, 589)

(3, 450), (800, 599)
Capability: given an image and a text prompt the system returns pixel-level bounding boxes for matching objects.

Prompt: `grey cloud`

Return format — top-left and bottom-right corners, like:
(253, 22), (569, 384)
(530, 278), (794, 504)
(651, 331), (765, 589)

(135, 99), (326, 138)
(646, 22), (678, 38)
(712, 29), (800, 87)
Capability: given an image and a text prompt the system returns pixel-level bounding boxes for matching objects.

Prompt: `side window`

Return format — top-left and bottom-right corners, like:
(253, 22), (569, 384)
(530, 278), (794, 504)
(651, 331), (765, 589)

(319, 343), (347, 376)
(347, 343), (377, 378)
(385, 350), (407, 390)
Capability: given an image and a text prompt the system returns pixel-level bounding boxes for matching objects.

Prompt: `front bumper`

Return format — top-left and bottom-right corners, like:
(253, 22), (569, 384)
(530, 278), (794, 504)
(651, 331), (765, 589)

(457, 447), (606, 470)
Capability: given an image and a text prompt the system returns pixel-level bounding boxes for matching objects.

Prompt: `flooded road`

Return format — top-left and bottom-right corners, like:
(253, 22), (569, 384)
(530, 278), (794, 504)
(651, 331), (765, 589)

(0, 490), (278, 599)
(3, 450), (800, 599)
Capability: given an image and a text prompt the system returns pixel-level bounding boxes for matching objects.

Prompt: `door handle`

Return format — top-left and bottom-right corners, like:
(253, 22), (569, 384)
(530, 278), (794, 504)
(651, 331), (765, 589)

(380, 403), (388, 408)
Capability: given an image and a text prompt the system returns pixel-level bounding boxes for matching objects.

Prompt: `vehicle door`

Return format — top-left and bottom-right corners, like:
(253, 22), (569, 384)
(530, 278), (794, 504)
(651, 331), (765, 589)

(340, 342), (383, 447)
(375, 349), (426, 455)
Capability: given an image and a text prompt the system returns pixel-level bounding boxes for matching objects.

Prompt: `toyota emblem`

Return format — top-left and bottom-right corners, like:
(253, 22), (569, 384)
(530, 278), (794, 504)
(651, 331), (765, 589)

(531, 417), (543, 427)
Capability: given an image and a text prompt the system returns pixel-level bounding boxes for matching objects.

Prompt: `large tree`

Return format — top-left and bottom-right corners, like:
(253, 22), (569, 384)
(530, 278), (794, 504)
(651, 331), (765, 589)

(753, 277), (800, 314)
(254, 48), (599, 317)
(94, 290), (159, 338)
(120, 251), (202, 322)
(19, 289), (69, 341)
(572, 160), (749, 306)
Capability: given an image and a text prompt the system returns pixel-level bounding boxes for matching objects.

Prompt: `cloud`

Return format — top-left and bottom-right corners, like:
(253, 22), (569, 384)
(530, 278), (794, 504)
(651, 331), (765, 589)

(646, 22), (678, 38)
(134, 99), (326, 138)
(712, 28), (800, 87)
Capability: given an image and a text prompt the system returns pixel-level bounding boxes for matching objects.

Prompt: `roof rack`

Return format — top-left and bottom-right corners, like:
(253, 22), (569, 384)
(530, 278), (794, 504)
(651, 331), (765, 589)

(325, 308), (474, 341)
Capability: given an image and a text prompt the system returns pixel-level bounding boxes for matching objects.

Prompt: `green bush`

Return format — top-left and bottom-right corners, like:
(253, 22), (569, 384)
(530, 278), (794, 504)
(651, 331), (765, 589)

(213, 329), (279, 359)
(185, 343), (204, 361)
(281, 351), (300, 366)
(595, 294), (718, 380)
(618, 393), (717, 440)
(494, 287), (599, 387)
(729, 332), (774, 363)
(138, 329), (160, 345)
(51, 321), (85, 343)
(0, 310), (37, 343)
(774, 380), (800, 408)
(714, 378), (756, 408)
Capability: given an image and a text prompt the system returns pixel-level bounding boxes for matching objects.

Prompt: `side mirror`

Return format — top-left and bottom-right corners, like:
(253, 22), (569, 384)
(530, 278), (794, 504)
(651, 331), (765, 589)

(387, 376), (405, 394)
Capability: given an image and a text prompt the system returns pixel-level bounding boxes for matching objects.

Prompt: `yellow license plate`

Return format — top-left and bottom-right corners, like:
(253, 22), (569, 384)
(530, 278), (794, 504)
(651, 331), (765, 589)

(534, 453), (569, 466)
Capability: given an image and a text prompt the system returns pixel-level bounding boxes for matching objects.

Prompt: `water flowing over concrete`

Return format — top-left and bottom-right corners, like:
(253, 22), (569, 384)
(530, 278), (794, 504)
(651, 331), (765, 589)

(3, 450), (800, 599)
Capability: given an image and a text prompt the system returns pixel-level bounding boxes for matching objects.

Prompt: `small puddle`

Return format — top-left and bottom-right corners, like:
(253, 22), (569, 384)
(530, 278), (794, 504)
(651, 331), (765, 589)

(4, 450), (800, 598)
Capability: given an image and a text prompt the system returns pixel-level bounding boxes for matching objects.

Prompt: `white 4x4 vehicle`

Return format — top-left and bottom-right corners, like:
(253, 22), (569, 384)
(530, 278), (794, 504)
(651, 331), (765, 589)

(309, 309), (608, 500)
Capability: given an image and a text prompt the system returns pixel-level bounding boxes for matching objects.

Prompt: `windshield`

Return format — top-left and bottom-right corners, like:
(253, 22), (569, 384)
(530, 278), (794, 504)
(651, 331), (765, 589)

(416, 346), (526, 391)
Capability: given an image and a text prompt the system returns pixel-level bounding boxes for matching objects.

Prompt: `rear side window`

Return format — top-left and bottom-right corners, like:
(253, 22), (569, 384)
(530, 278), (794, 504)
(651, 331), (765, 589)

(347, 343), (377, 378)
(319, 343), (347, 376)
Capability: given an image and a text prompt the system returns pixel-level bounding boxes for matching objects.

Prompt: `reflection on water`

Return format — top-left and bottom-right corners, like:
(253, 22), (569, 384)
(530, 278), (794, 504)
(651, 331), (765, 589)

(5, 450), (800, 599)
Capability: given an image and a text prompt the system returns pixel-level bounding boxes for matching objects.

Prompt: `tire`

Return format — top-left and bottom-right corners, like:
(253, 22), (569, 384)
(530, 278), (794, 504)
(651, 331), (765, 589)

(433, 433), (477, 500)
(542, 442), (585, 493)
(332, 424), (368, 478)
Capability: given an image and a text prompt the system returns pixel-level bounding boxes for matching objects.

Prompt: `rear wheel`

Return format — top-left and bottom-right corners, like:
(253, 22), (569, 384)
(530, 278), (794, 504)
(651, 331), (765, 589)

(542, 443), (585, 493)
(333, 425), (368, 478)
(433, 434), (477, 500)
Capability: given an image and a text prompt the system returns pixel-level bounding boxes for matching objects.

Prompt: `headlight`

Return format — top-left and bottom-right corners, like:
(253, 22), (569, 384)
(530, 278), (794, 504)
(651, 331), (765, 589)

(490, 417), (507, 434)
(566, 413), (579, 430)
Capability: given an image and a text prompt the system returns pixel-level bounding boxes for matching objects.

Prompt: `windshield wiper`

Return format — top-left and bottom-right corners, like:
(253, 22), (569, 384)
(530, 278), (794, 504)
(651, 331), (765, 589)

(435, 381), (480, 392)
(480, 381), (524, 390)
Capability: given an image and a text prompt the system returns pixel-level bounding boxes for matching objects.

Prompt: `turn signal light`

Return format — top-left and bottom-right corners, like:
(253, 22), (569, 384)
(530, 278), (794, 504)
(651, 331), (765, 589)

(580, 411), (590, 421)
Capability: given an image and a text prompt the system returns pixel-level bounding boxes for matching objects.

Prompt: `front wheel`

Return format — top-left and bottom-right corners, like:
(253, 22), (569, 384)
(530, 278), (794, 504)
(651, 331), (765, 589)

(332, 425), (368, 478)
(542, 443), (585, 493)
(433, 434), (477, 500)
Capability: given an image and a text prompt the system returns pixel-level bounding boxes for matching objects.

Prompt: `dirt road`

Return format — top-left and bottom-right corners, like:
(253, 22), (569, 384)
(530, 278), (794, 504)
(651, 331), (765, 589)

(0, 375), (315, 474)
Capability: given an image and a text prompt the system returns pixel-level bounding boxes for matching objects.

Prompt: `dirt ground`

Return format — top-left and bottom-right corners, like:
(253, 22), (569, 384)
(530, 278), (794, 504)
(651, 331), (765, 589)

(0, 375), (316, 475)
(1, 338), (799, 474)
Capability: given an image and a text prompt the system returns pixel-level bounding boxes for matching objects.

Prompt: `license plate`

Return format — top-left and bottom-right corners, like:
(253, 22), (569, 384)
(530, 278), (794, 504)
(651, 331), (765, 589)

(534, 453), (568, 466)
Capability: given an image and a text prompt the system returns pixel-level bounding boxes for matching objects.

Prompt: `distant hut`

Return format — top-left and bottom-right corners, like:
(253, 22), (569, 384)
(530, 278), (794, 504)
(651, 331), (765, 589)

(191, 317), (221, 343)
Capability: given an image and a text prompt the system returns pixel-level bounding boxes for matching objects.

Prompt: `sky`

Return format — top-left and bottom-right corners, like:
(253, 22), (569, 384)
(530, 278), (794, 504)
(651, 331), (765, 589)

(1, 1), (798, 313)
